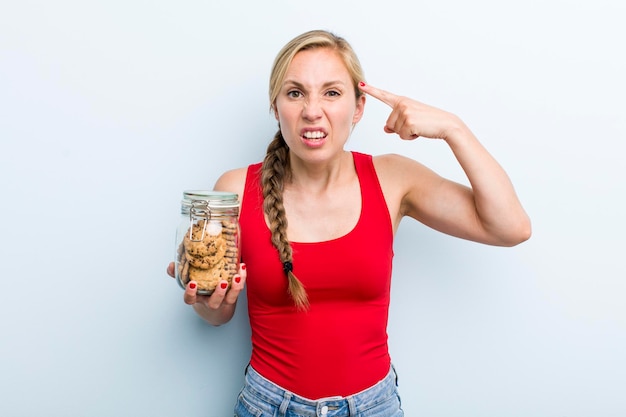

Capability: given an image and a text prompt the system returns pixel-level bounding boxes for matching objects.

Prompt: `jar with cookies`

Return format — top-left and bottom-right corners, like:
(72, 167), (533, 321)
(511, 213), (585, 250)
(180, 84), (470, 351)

(175, 190), (240, 295)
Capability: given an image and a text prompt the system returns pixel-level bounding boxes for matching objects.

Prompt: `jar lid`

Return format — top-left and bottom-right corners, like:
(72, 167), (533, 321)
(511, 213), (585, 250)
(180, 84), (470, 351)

(181, 190), (239, 209)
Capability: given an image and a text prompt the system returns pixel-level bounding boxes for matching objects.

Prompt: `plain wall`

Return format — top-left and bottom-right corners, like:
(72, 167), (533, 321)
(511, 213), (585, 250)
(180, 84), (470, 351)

(1, 0), (624, 416)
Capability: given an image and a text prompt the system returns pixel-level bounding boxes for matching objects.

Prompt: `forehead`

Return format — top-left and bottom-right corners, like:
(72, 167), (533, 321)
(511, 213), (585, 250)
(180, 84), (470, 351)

(284, 48), (351, 84)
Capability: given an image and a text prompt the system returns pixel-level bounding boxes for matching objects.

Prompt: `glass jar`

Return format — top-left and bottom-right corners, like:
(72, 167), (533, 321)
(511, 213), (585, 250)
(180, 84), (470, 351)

(175, 190), (240, 295)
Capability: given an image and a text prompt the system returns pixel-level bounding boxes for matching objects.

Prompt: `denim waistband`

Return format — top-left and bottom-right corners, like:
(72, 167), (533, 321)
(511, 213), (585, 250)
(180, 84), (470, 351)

(242, 364), (399, 416)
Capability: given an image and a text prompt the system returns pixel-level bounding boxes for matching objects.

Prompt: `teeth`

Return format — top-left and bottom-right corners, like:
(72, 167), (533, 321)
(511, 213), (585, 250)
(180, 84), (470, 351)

(303, 131), (325, 139)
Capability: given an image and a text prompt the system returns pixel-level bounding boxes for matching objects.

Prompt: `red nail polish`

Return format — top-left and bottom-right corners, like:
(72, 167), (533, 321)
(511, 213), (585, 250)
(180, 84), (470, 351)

(234, 276), (241, 284)
(241, 264), (246, 270)
(189, 283), (196, 289)
(220, 282), (228, 289)
(359, 81), (365, 87)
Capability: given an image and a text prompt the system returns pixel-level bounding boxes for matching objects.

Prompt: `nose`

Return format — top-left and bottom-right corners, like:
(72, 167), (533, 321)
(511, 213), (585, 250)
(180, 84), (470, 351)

(302, 97), (323, 121)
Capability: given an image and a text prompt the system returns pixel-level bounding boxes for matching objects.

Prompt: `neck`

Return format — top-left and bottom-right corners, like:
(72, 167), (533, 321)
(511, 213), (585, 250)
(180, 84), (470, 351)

(287, 151), (354, 192)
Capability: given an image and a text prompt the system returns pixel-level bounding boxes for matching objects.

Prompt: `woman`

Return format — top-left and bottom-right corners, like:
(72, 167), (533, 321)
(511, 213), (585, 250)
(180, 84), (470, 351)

(168, 30), (531, 416)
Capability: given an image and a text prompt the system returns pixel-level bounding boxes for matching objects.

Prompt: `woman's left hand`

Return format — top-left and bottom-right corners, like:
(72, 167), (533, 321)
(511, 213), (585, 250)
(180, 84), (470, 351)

(358, 82), (461, 141)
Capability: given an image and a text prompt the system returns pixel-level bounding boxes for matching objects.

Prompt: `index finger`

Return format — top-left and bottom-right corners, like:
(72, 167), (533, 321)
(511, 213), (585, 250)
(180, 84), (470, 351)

(358, 82), (400, 108)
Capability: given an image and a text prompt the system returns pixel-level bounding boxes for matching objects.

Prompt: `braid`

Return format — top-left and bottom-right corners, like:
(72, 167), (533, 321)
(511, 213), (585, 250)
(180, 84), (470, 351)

(261, 130), (309, 310)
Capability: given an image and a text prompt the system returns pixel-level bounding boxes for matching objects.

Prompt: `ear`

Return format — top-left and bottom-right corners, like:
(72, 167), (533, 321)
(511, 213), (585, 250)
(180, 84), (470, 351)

(272, 104), (279, 121)
(352, 94), (366, 124)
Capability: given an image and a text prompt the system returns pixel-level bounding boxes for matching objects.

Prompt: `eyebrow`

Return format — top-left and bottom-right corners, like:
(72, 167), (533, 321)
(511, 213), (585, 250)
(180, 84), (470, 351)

(283, 80), (348, 89)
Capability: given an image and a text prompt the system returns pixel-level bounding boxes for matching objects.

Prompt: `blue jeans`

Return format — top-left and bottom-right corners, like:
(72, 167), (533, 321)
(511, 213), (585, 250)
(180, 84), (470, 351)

(234, 364), (404, 417)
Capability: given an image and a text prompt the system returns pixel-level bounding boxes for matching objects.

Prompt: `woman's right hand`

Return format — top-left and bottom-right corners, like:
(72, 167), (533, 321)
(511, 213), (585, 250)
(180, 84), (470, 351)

(166, 261), (247, 325)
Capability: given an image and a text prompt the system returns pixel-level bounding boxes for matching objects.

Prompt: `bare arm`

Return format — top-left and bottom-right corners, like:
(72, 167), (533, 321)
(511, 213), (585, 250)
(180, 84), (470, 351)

(361, 82), (531, 246)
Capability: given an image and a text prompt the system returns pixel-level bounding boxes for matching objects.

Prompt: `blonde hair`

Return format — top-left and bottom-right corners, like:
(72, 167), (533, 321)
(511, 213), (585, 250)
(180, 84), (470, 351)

(262, 30), (365, 310)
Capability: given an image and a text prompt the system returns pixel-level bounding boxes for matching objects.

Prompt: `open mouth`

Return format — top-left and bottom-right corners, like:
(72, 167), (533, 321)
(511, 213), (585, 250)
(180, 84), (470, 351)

(302, 130), (327, 140)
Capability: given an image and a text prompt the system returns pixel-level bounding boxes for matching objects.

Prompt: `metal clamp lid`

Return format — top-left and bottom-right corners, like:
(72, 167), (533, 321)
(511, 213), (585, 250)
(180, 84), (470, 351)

(188, 200), (211, 242)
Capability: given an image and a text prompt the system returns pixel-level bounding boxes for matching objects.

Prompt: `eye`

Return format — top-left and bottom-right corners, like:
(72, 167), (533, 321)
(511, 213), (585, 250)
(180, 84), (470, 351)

(326, 90), (341, 97)
(287, 90), (302, 98)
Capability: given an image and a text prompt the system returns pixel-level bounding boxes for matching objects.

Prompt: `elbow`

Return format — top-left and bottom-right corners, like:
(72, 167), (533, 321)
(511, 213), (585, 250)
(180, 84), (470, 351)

(501, 217), (532, 247)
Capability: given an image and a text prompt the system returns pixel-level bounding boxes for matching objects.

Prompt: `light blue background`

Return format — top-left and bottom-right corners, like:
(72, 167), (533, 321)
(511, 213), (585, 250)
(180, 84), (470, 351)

(1, 1), (624, 416)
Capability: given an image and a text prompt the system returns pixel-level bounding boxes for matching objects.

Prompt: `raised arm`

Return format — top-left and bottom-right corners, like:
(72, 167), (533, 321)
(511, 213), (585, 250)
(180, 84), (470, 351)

(360, 82), (531, 246)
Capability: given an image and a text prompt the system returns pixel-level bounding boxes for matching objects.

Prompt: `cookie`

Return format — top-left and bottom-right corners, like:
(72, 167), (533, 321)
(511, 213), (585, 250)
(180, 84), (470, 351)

(188, 259), (231, 292)
(176, 218), (239, 293)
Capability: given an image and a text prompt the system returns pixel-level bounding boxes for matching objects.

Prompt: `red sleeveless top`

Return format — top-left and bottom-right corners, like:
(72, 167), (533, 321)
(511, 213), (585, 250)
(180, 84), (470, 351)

(239, 152), (394, 399)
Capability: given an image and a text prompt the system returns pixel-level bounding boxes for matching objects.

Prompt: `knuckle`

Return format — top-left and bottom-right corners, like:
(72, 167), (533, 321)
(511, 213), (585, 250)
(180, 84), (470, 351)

(207, 293), (225, 309)
(207, 299), (224, 310)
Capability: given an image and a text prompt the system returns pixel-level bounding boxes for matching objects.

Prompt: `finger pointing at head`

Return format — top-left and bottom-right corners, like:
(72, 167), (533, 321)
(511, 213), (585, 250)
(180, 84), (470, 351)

(358, 81), (403, 135)
(358, 82), (399, 108)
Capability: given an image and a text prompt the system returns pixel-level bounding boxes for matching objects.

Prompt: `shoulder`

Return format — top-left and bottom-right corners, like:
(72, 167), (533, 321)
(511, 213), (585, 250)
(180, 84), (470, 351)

(372, 153), (410, 169)
(213, 166), (250, 198)
(372, 153), (438, 185)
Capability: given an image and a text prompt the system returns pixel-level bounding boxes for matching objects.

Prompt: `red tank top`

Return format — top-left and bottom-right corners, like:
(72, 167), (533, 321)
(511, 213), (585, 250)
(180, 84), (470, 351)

(240, 152), (394, 399)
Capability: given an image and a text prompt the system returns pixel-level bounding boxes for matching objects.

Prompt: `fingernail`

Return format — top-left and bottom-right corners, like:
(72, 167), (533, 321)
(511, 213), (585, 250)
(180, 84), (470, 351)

(241, 263), (246, 270)
(189, 282), (197, 290)
(359, 81), (366, 87)
(220, 282), (228, 289)
(234, 276), (241, 284)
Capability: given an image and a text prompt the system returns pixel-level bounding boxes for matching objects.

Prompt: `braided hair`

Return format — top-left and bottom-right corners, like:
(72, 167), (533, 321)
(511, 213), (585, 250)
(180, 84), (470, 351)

(262, 30), (365, 309)
(261, 131), (309, 309)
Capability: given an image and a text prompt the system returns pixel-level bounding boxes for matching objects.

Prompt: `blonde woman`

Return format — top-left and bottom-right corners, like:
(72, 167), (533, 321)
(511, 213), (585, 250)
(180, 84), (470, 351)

(168, 29), (530, 416)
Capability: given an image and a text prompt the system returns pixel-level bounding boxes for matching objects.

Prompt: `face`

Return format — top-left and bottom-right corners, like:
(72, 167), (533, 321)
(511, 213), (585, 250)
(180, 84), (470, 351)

(274, 48), (365, 164)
